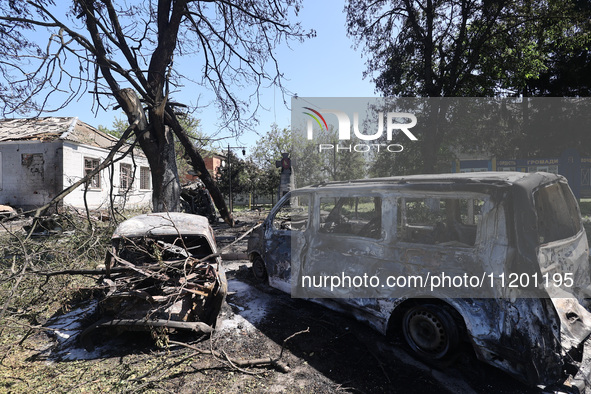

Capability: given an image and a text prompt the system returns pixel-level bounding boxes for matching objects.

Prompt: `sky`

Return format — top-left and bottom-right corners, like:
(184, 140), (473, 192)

(41, 0), (377, 154)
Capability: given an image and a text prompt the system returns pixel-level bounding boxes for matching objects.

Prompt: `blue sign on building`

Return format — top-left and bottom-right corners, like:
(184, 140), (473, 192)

(453, 149), (591, 200)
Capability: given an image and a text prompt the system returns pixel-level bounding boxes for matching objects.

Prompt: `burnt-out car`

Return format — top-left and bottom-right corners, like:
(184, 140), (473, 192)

(247, 172), (591, 391)
(81, 212), (226, 347)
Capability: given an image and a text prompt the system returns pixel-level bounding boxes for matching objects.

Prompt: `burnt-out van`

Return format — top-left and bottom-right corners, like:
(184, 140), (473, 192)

(247, 172), (591, 391)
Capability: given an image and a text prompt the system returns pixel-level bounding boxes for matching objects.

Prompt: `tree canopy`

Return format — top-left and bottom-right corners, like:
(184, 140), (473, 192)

(346, 0), (591, 173)
(0, 0), (313, 223)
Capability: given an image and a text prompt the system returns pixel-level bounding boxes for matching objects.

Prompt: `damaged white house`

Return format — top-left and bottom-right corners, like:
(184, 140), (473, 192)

(0, 117), (152, 211)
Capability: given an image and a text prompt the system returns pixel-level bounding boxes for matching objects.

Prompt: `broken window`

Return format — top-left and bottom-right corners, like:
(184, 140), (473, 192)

(272, 194), (310, 231)
(84, 157), (101, 189)
(140, 166), (151, 190)
(116, 234), (214, 265)
(319, 196), (382, 239)
(120, 163), (133, 190)
(397, 197), (482, 246)
(534, 182), (581, 244)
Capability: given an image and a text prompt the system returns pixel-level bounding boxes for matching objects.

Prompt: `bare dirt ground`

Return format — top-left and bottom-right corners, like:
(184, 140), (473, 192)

(0, 211), (549, 393)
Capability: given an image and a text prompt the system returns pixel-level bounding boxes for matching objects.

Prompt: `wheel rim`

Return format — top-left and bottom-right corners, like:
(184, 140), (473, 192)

(403, 306), (450, 359)
(252, 257), (267, 281)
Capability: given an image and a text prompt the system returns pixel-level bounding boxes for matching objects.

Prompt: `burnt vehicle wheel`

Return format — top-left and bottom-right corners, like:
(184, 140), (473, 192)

(251, 255), (268, 283)
(401, 304), (459, 363)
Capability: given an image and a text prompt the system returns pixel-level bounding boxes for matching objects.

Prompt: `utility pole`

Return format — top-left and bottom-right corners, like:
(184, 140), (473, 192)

(227, 144), (246, 213)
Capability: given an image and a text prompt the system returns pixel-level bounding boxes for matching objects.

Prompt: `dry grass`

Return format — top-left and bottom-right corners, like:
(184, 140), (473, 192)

(0, 211), (298, 393)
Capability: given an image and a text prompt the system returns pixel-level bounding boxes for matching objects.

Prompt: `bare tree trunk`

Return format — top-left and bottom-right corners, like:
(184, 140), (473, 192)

(142, 121), (180, 213)
(421, 99), (450, 174)
(82, 0), (181, 213)
(165, 108), (234, 226)
(117, 89), (180, 212)
(145, 128), (181, 212)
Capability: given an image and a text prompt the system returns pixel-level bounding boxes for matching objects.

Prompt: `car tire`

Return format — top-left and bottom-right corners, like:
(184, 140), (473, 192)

(401, 303), (459, 364)
(251, 255), (268, 283)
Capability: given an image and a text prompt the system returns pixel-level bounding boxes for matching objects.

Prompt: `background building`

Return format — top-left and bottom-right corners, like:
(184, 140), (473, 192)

(0, 117), (152, 211)
(452, 148), (590, 199)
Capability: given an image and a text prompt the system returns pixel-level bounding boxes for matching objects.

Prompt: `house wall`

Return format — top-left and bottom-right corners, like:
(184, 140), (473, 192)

(62, 141), (152, 210)
(184, 156), (224, 183)
(203, 156), (223, 179)
(0, 141), (63, 210)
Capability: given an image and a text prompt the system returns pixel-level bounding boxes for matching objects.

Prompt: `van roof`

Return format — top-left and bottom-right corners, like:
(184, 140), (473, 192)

(298, 171), (562, 191)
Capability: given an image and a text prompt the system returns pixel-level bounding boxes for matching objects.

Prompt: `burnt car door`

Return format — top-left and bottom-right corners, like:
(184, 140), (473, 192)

(389, 195), (484, 297)
(297, 194), (388, 304)
(263, 192), (310, 293)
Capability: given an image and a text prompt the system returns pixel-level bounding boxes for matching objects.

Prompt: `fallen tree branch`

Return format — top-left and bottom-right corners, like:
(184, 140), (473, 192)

(218, 223), (262, 254)
(0, 225), (33, 327)
(168, 339), (291, 373)
(29, 222), (261, 279)
(80, 318), (214, 351)
(165, 106), (233, 226)
(29, 267), (125, 277)
(111, 254), (170, 281)
(220, 349), (264, 376)
(278, 327), (310, 360)
(167, 326), (309, 374)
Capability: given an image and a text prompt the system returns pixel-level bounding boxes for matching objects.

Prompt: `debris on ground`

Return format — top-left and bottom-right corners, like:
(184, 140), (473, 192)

(79, 212), (227, 349)
(0, 210), (548, 392)
(0, 204), (16, 219)
(181, 180), (217, 223)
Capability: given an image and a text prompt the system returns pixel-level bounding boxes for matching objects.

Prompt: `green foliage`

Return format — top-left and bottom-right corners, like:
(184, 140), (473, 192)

(347, 0), (590, 98)
(369, 147), (423, 177)
(248, 124), (289, 196)
(293, 139), (325, 186)
(248, 123), (368, 194)
(292, 125), (367, 186)
(215, 150), (249, 202)
(98, 117), (129, 138)
(251, 124), (293, 169)
(249, 165), (280, 203)
(316, 127), (367, 182)
(346, 0), (591, 173)
(476, 0), (591, 96)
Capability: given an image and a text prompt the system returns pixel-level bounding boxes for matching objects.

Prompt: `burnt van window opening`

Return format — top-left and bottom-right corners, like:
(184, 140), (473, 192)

(397, 197), (483, 246)
(272, 195), (310, 231)
(319, 196), (382, 239)
(534, 182), (581, 244)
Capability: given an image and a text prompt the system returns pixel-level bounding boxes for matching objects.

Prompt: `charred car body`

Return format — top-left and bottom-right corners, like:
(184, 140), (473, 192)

(247, 172), (591, 390)
(81, 213), (227, 347)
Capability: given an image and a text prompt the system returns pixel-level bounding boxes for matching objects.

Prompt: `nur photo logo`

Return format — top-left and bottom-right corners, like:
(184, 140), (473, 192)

(303, 107), (418, 153)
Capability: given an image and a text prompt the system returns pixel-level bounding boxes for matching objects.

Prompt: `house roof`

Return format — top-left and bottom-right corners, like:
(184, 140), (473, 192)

(0, 117), (120, 149)
(202, 152), (226, 160)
